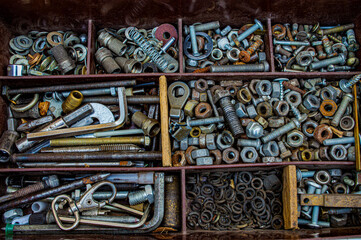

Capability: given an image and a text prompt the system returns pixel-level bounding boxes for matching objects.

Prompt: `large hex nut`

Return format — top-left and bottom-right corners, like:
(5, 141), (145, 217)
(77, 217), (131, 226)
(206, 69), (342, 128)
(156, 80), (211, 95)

(320, 85), (339, 101)
(222, 147), (240, 164)
(235, 102), (248, 118)
(302, 120), (319, 137)
(172, 151), (187, 166)
(261, 141), (279, 157)
(185, 146), (198, 165)
(246, 121), (263, 139)
(286, 130), (305, 148)
(206, 134), (217, 150)
(194, 102), (213, 119)
(303, 94), (320, 111)
(330, 214), (348, 227)
(184, 100), (199, 117)
(320, 99), (337, 117)
(285, 91), (302, 106)
(191, 149), (210, 159)
(194, 79), (208, 93)
(210, 149), (222, 165)
(314, 170), (331, 185)
(314, 124), (333, 144)
(196, 157), (213, 165)
(237, 88), (252, 104)
(329, 145), (347, 161)
(268, 117), (285, 128)
(246, 105), (257, 118)
(241, 147), (258, 163)
(273, 100), (289, 117)
(256, 102), (273, 118)
(216, 130), (234, 150)
(255, 80), (272, 96)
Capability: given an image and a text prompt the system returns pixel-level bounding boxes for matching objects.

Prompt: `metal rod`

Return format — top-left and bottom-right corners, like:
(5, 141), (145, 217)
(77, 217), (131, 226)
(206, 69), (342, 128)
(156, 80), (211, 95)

(19, 161), (145, 168)
(41, 144), (143, 153)
(49, 136), (150, 147)
(83, 96), (160, 105)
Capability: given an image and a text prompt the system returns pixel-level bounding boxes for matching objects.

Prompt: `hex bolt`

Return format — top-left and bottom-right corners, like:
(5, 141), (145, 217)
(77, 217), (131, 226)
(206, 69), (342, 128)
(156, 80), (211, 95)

(187, 116), (224, 127)
(237, 139), (261, 150)
(310, 54), (346, 70)
(323, 137), (355, 145)
(261, 118), (301, 143)
(230, 19), (263, 47)
(308, 188), (322, 228)
(184, 21), (220, 35)
(331, 93), (354, 127)
(328, 208), (352, 215)
(128, 185), (154, 205)
(339, 74), (361, 93)
(274, 45), (292, 58)
(302, 181), (321, 212)
(298, 218), (330, 228)
(189, 25), (200, 57)
(273, 39), (310, 46)
(296, 169), (315, 182)
(214, 90), (244, 137)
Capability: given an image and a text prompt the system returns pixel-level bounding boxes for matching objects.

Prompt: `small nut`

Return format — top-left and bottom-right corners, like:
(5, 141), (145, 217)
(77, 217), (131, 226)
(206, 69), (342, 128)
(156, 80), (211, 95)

(194, 79), (208, 92)
(314, 124), (333, 144)
(194, 102), (213, 119)
(329, 145), (347, 161)
(261, 141), (279, 157)
(199, 124), (216, 134)
(314, 170), (331, 185)
(184, 100), (199, 117)
(271, 82), (281, 98)
(235, 102), (248, 118)
(339, 116), (355, 131)
(190, 127), (201, 138)
(286, 130), (304, 148)
(185, 146), (198, 165)
(216, 130), (234, 150)
(246, 121), (263, 139)
(241, 147), (258, 163)
(237, 88), (252, 104)
(333, 183), (348, 194)
(222, 147), (240, 164)
(255, 116), (268, 129)
(319, 146), (330, 160)
(302, 120), (318, 137)
(210, 149), (222, 165)
(303, 94), (320, 111)
(301, 149), (314, 161)
(199, 92), (207, 102)
(273, 100), (290, 116)
(246, 105), (257, 118)
(226, 86), (238, 97)
(191, 149), (210, 159)
(206, 133), (217, 150)
(255, 80), (272, 96)
(172, 151), (187, 166)
(320, 85), (339, 101)
(256, 102), (273, 118)
(191, 89), (200, 101)
(320, 99), (337, 117)
(196, 157), (213, 165)
(285, 91), (302, 106)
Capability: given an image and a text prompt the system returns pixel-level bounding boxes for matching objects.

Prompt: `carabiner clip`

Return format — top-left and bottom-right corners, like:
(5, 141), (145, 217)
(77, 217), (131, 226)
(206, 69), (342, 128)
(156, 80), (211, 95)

(51, 194), (80, 231)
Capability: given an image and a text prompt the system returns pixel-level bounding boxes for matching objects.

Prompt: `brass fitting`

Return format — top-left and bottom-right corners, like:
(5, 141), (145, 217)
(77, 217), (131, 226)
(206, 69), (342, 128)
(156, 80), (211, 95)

(131, 111), (160, 137)
(319, 99), (337, 117)
(115, 57), (142, 73)
(62, 90), (83, 114)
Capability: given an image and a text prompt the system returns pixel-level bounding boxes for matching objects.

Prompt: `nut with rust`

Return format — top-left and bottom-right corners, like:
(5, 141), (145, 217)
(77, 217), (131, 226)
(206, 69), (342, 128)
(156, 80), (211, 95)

(194, 79), (208, 92)
(184, 100), (199, 117)
(303, 94), (320, 111)
(255, 80), (272, 96)
(132, 111), (160, 137)
(235, 102), (248, 118)
(339, 116), (355, 131)
(226, 86), (238, 97)
(216, 130), (234, 150)
(222, 147), (239, 164)
(241, 147), (258, 163)
(319, 146), (330, 160)
(287, 130), (304, 148)
(333, 183), (348, 194)
(320, 99), (338, 117)
(285, 91), (302, 106)
(200, 124), (216, 134)
(302, 120), (318, 137)
(237, 88), (252, 104)
(180, 138), (188, 151)
(185, 146), (198, 165)
(329, 145), (347, 161)
(172, 151), (187, 166)
(256, 102), (273, 118)
(261, 141), (279, 157)
(272, 24), (286, 40)
(199, 92), (207, 102)
(273, 100), (289, 117)
(268, 117), (285, 128)
(191, 89), (200, 101)
(210, 149), (222, 165)
(255, 115), (268, 129)
(313, 124), (333, 144)
(301, 149), (314, 161)
(206, 134), (217, 150)
(194, 102), (213, 119)
(314, 170), (331, 185)
(191, 149), (210, 159)
(320, 86), (339, 101)
(278, 141), (292, 159)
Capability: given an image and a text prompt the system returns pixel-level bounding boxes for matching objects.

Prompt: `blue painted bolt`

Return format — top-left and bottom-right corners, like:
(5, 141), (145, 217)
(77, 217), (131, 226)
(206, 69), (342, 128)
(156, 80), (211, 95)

(273, 39), (310, 46)
(308, 188), (321, 228)
(230, 19), (263, 47)
(302, 206), (313, 220)
(160, 37), (175, 53)
(298, 218), (330, 228)
(296, 169), (315, 182)
(189, 25), (200, 57)
(302, 181), (321, 212)
(323, 137), (355, 146)
(220, 26), (232, 36)
(328, 208), (352, 215)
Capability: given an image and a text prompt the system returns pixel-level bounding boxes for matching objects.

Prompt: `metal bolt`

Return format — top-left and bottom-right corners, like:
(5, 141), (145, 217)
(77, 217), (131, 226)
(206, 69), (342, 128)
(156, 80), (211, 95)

(184, 21), (220, 35)
(206, 90), (224, 129)
(319, 23), (354, 35)
(287, 100), (302, 121)
(274, 45), (292, 58)
(230, 19), (263, 47)
(328, 208), (352, 215)
(128, 185), (154, 205)
(237, 139), (261, 150)
(310, 54), (346, 70)
(273, 39), (310, 46)
(342, 176), (355, 187)
(331, 93), (354, 127)
(187, 116), (224, 127)
(261, 118), (301, 143)
(327, 65), (352, 72)
(302, 181), (321, 212)
(298, 218), (330, 228)
(308, 188), (322, 228)
(274, 78), (288, 101)
(296, 169), (315, 182)
(160, 37), (176, 54)
(339, 74), (361, 93)
(323, 137), (355, 146)
(210, 61), (269, 72)
(189, 25), (200, 57)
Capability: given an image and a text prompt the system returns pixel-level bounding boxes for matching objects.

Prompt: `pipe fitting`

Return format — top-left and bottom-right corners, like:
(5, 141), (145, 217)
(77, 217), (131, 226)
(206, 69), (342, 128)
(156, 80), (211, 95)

(131, 111), (160, 137)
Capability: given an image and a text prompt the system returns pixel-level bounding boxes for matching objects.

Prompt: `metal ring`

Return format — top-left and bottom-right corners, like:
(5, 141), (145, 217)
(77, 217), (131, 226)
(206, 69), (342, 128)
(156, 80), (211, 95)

(10, 94), (39, 112)
(47, 32), (64, 46)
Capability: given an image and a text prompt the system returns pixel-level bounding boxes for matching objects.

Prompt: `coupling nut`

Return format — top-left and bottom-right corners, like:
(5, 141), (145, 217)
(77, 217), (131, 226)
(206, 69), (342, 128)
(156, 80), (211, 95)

(62, 90), (84, 114)
(131, 111), (160, 137)
(51, 45), (76, 74)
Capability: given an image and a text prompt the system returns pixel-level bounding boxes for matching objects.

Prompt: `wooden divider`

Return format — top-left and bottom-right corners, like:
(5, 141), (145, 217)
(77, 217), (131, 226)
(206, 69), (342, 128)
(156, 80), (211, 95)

(283, 165), (298, 230)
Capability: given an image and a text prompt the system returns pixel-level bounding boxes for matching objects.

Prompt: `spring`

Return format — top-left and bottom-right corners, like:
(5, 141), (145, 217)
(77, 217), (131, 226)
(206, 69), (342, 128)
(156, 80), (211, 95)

(128, 27), (168, 71)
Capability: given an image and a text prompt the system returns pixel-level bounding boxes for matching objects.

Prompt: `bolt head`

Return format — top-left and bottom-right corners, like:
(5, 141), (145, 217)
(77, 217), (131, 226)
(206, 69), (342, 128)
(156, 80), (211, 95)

(301, 211), (312, 220)
(246, 122), (264, 139)
(307, 223), (321, 229)
(144, 185), (154, 204)
(307, 180), (322, 189)
(254, 19), (264, 31)
(213, 89), (231, 104)
(43, 175), (59, 188)
(144, 136), (151, 147)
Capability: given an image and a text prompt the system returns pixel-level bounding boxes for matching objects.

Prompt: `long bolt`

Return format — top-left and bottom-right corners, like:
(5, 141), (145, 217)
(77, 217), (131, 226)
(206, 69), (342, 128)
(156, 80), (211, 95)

(331, 93), (354, 127)
(210, 61), (269, 72)
(310, 54), (346, 70)
(302, 181), (321, 212)
(239, 39), (263, 62)
(261, 118), (300, 143)
(20, 161), (144, 168)
(237, 139), (261, 150)
(274, 45), (292, 58)
(328, 208), (352, 215)
(82, 95), (160, 105)
(184, 21), (220, 35)
(285, 23), (297, 50)
(296, 169), (315, 182)
(273, 39), (310, 46)
(41, 144), (143, 153)
(189, 25), (200, 57)
(319, 23), (354, 35)
(323, 137), (355, 146)
(49, 136), (151, 147)
(230, 19), (263, 47)
(187, 116), (224, 127)
(218, 96), (244, 138)
(339, 74), (361, 93)
(308, 188), (321, 228)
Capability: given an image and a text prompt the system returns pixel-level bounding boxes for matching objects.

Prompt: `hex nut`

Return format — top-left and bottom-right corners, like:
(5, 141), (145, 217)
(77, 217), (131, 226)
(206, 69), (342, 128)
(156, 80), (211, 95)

(330, 214), (348, 227)
(199, 124), (216, 134)
(271, 82), (281, 98)
(273, 100), (290, 117)
(213, 89), (231, 104)
(199, 92), (207, 102)
(210, 149), (222, 165)
(216, 131), (234, 150)
(287, 130), (305, 148)
(246, 105), (257, 119)
(301, 149), (313, 161)
(172, 151), (187, 166)
(255, 80), (272, 96)
(314, 170), (331, 185)
(206, 134), (217, 150)
(320, 99), (338, 117)
(185, 146), (198, 165)
(184, 100), (199, 117)
(303, 94), (320, 111)
(339, 116), (355, 131)
(235, 102), (248, 118)
(320, 85), (339, 101)
(256, 102), (273, 118)
(241, 147), (258, 163)
(191, 89), (200, 101)
(196, 157), (213, 165)
(194, 102), (213, 119)
(348, 146), (355, 161)
(191, 149), (210, 159)
(237, 88), (252, 104)
(194, 79), (208, 93)
(319, 146), (330, 161)
(222, 147), (240, 164)
(268, 117), (285, 128)
(302, 120), (319, 137)
(279, 142), (292, 159)
(262, 157), (282, 163)
(180, 138), (188, 151)
(329, 145), (347, 161)
(144, 185), (155, 204)
(226, 86), (238, 98)
(188, 137), (199, 146)
(210, 85), (224, 96)
(246, 121), (264, 139)
(199, 134), (207, 148)
(255, 115), (268, 129)
(261, 141), (279, 157)
(313, 124), (333, 144)
(333, 183), (347, 194)
(285, 91), (302, 106)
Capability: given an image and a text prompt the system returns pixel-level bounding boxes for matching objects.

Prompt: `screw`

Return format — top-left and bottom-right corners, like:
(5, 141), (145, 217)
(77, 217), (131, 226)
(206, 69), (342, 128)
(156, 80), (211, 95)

(323, 137), (355, 146)
(327, 65), (352, 72)
(261, 118), (302, 143)
(287, 100), (302, 121)
(282, 80), (306, 95)
(274, 45), (292, 58)
(339, 74), (361, 93)
(310, 54), (346, 70)
(206, 90), (224, 129)
(230, 19), (263, 47)
(274, 78), (288, 101)
(273, 39), (310, 46)
(331, 93), (354, 127)
(189, 25), (200, 57)
(128, 185), (154, 205)
(184, 21), (220, 35)
(210, 61), (269, 72)
(187, 116), (224, 127)
(346, 29), (360, 51)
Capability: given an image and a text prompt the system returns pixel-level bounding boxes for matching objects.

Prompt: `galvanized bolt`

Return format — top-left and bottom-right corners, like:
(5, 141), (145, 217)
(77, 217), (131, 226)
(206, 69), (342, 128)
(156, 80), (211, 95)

(328, 208), (352, 215)
(339, 74), (361, 93)
(331, 93), (354, 127)
(187, 116), (224, 127)
(273, 39), (310, 46)
(302, 181), (321, 212)
(310, 54), (346, 70)
(286, 100), (302, 121)
(298, 218), (330, 228)
(210, 61), (269, 72)
(327, 65), (352, 72)
(237, 139), (262, 150)
(296, 169), (316, 182)
(160, 37), (176, 54)
(189, 25), (200, 57)
(128, 185), (154, 205)
(230, 19), (263, 47)
(308, 188), (322, 228)
(274, 78), (288, 101)
(184, 21), (220, 35)
(323, 137), (355, 145)
(261, 118), (302, 143)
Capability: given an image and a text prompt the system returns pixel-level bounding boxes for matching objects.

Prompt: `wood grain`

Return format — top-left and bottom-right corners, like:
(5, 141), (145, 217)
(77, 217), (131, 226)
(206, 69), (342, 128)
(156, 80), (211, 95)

(300, 194), (361, 207)
(159, 75), (172, 167)
(283, 165), (298, 229)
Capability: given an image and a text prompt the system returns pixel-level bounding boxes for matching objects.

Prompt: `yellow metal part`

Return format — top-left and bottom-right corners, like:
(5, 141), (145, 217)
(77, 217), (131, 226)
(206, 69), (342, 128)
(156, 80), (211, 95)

(353, 84), (360, 171)
(300, 194), (361, 207)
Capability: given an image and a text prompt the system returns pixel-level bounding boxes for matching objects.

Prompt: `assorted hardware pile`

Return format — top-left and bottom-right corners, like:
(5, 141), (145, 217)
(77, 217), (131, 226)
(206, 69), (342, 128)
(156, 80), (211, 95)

(8, 31), (88, 76)
(272, 23), (359, 72)
(183, 20), (269, 73)
(95, 24), (179, 74)
(186, 170), (284, 230)
(169, 76), (358, 165)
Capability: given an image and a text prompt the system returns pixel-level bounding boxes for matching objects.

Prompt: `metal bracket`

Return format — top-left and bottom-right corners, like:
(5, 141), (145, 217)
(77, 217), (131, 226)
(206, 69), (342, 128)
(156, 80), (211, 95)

(300, 194), (361, 207)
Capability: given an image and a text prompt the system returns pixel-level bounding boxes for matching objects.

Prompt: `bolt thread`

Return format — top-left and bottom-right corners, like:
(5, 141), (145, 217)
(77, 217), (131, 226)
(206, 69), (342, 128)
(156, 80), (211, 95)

(128, 190), (147, 205)
(322, 23), (354, 35)
(219, 97), (243, 137)
(282, 81), (306, 95)
(262, 120), (298, 143)
(289, 104), (301, 120)
(11, 182), (45, 201)
(99, 144), (141, 152)
(279, 83), (284, 100)
(345, 74), (361, 88)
